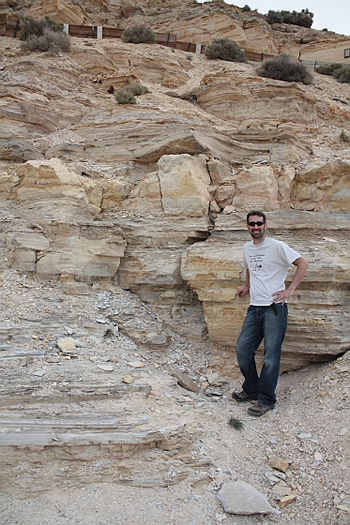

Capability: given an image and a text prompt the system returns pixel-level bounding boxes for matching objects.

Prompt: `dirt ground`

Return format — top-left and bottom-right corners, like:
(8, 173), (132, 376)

(0, 268), (349, 525)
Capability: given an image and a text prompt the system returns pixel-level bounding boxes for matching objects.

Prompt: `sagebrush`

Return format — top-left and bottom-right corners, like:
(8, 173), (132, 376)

(257, 54), (313, 84)
(19, 15), (70, 53)
(115, 91), (136, 104)
(20, 29), (70, 53)
(20, 15), (64, 40)
(316, 63), (350, 84)
(266, 8), (313, 28)
(333, 65), (350, 83)
(204, 38), (245, 63)
(124, 83), (149, 96)
(315, 63), (343, 76)
(122, 25), (155, 44)
(340, 130), (350, 142)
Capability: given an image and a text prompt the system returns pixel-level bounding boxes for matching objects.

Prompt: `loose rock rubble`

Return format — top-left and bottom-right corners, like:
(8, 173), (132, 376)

(0, 268), (349, 525)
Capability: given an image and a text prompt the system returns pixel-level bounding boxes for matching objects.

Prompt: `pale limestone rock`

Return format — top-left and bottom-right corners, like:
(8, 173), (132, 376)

(207, 160), (235, 186)
(36, 235), (126, 280)
(56, 337), (82, 354)
(120, 172), (163, 214)
(243, 19), (279, 54)
(268, 455), (289, 473)
(292, 160), (350, 211)
(15, 159), (88, 206)
(279, 493), (298, 507)
(24, 0), (88, 25)
(195, 75), (317, 124)
(5, 232), (51, 273)
(232, 165), (279, 212)
(158, 154), (211, 217)
(218, 481), (274, 515)
(273, 165), (295, 206)
(97, 73), (139, 93)
(99, 179), (134, 212)
(155, 12), (278, 55)
(214, 184), (235, 208)
(170, 370), (200, 393)
(210, 199), (221, 214)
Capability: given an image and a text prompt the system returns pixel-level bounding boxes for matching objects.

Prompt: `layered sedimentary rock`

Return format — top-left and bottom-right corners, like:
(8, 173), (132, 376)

(0, 31), (349, 374)
(6, 159), (126, 280)
(181, 211), (350, 374)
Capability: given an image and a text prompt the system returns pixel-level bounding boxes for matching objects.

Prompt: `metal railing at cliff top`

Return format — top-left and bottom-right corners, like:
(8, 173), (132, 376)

(1, 14), (348, 65)
(0, 14), (275, 62)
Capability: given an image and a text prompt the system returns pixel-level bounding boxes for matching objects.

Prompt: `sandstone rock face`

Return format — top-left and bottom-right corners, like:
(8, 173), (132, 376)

(6, 159), (126, 281)
(0, 12), (349, 375)
(181, 211), (350, 375)
(24, 0), (88, 25)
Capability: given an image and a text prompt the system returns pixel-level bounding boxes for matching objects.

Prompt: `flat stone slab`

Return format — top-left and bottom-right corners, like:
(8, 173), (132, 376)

(218, 481), (275, 515)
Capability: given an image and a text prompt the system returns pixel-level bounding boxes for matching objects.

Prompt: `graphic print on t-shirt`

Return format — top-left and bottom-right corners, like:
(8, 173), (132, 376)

(249, 253), (265, 273)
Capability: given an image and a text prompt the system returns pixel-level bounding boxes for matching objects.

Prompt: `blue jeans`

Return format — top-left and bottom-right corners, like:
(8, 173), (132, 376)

(235, 304), (288, 406)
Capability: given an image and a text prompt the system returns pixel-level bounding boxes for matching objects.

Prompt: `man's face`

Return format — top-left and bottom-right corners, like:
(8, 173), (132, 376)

(247, 215), (267, 241)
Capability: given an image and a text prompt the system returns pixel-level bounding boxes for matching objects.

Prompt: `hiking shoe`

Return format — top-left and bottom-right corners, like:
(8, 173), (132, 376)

(247, 402), (275, 417)
(232, 390), (258, 403)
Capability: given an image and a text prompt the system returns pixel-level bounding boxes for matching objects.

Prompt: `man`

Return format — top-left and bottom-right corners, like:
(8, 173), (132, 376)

(232, 210), (309, 417)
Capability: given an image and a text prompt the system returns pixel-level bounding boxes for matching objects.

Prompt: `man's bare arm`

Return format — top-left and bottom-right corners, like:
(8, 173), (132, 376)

(236, 269), (250, 298)
(272, 257), (309, 304)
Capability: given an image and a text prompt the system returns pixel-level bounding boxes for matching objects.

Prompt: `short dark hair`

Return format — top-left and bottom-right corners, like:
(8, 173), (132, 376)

(247, 210), (266, 223)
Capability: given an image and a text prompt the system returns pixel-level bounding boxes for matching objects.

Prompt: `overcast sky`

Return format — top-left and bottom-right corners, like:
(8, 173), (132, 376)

(224, 0), (350, 36)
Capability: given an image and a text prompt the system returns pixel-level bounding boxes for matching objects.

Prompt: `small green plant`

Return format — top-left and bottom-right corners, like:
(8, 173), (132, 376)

(122, 25), (156, 44)
(20, 29), (70, 53)
(340, 130), (350, 142)
(315, 63), (343, 76)
(124, 83), (149, 96)
(257, 53), (313, 84)
(228, 416), (243, 430)
(115, 91), (136, 104)
(333, 65), (350, 83)
(204, 38), (245, 62)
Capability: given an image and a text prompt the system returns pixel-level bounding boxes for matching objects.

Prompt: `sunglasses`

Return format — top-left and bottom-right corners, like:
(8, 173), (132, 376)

(248, 221), (265, 227)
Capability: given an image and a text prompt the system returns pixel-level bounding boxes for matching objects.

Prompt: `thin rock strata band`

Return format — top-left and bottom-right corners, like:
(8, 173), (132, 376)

(232, 210), (309, 417)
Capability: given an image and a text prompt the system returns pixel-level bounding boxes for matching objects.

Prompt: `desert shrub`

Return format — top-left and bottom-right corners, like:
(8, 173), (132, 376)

(266, 10), (283, 23)
(122, 25), (156, 44)
(204, 38), (245, 62)
(333, 65), (350, 83)
(242, 5), (251, 12)
(266, 9), (313, 28)
(19, 15), (63, 41)
(124, 83), (149, 96)
(115, 91), (136, 104)
(20, 29), (71, 53)
(340, 130), (350, 142)
(257, 54), (313, 84)
(315, 63), (343, 76)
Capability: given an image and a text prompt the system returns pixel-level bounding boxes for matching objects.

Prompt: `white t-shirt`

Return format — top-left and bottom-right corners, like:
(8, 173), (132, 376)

(243, 237), (301, 306)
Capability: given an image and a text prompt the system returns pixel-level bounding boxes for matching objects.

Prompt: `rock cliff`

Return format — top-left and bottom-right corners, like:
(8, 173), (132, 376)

(0, 0), (349, 375)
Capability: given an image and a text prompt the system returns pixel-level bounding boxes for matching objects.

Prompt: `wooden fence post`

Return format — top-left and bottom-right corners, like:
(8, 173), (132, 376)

(13, 18), (20, 38)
